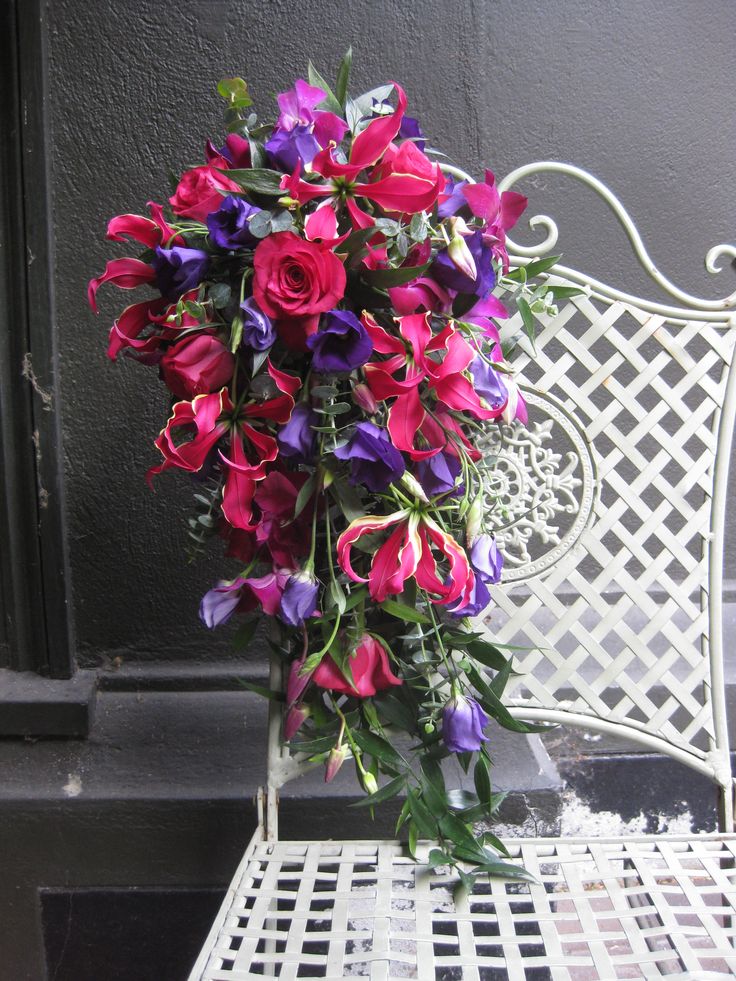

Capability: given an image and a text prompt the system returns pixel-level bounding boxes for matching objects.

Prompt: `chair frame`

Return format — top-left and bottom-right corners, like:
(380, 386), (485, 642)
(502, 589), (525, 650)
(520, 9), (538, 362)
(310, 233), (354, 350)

(189, 162), (736, 980)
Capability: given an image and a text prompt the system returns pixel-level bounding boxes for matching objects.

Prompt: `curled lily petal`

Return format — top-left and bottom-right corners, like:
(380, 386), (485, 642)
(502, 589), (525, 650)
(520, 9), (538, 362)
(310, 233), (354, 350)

(336, 510), (410, 584)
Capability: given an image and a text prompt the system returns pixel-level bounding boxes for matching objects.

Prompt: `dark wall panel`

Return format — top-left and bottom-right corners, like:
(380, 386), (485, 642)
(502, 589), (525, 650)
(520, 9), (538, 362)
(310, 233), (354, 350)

(46, 0), (736, 664)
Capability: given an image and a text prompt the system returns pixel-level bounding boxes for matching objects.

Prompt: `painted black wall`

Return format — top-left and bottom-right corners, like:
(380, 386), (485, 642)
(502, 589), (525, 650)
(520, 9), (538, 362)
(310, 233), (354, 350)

(48, 0), (736, 668)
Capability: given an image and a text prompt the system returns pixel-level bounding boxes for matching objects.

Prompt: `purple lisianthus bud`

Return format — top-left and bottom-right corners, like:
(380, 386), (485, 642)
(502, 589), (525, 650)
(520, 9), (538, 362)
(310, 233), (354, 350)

(470, 534), (504, 585)
(416, 451), (461, 497)
(431, 230), (495, 298)
(470, 357), (508, 411)
(277, 403), (318, 463)
(266, 125), (321, 171)
(240, 297), (276, 351)
(152, 245), (209, 301)
(199, 579), (244, 628)
(398, 115), (426, 152)
(333, 422), (405, 493)
(352, 382), (378, 415)
(448, 572), (491, 618)
(442, 694), (490, 753)
(307, 310), (373, 374)
(438, 176), (469, 219)
(207, 195), (260, 250)
(279, 571), (320, 627)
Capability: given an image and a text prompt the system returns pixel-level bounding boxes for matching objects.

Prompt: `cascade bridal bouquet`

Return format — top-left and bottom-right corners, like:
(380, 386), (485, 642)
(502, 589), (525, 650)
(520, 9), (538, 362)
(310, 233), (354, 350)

(90, 51), (562, 886)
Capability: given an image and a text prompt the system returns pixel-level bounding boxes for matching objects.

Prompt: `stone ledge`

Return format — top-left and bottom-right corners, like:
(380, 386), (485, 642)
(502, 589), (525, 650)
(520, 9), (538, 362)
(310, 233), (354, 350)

(0, 668), (97, 736)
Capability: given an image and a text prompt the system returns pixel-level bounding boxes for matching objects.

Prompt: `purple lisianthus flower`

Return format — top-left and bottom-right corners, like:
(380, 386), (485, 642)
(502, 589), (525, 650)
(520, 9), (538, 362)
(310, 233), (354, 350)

(431, 230), (495, 298)
(207, 196), (260, 250)
(442, 695), (490, 753)
(448, 573), (491, 618)
(437, 176), (469, 219)
(279, 571), (320, 627)
(470, 534), (504, 585)
(399, 115), (426, 152)
(152, 245), (209, 301)
(307, 310), (373, 374)
(416, 451), (462, 497)
(277, 402), (318, 463)
(333, 422), (405, 493)
(199, 579), (244, 628)
(240, 297), (276, 351)
(266, 124), (321, 171)
(470, 357), (508, 412)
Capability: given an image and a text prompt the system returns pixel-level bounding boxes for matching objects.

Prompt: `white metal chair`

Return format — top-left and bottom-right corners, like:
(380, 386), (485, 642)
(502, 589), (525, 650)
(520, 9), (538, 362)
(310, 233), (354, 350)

(188, 163), (736, 980)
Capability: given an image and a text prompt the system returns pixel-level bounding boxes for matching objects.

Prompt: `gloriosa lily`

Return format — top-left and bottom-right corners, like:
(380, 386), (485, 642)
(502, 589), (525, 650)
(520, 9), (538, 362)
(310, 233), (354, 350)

(336, 506), (474, 606)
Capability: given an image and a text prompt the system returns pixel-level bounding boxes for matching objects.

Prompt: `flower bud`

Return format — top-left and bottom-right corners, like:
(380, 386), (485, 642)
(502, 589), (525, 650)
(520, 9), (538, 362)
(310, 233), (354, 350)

(361, 771), (378, 795)
(424, 721), (435, 735)
(465, 495), (484, 542)
(400, 471), (430, 504)
(352, 382), (378, 415)
(324, 743), (348, 783)
(277, 195), (299, 209)
(284, 703), (310, 741)
(447, 216), (477, 281)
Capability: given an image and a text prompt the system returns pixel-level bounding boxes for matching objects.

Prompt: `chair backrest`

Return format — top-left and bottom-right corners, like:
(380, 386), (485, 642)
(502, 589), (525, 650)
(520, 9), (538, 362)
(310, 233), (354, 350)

(266, 162), (736, 833)
(482, 162), (736, 826)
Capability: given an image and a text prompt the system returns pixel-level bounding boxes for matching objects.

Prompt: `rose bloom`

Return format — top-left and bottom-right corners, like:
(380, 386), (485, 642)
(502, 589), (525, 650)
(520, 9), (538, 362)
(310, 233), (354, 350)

(252, 232), (346, 350)
(371, 140), (446, 214)
(169, 165), (241, 222)
(160, 333), (234, 399)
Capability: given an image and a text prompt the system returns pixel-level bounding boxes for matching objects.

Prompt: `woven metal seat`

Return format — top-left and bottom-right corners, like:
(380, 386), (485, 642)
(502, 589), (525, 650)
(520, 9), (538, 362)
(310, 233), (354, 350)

(188, 163), (736, 980)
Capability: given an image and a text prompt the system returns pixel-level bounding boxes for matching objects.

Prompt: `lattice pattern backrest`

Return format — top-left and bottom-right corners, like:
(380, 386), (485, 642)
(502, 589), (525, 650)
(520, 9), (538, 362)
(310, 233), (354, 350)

(480, 284), (736, 774)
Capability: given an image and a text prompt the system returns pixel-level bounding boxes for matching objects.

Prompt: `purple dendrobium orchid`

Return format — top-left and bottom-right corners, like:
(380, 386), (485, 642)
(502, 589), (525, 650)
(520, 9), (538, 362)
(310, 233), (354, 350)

(240, 297), (276, 351)
(207, 196), (261, 250)
(437, 176), (469, 219)
(151, 245), (210, 301)
(277, 402), (318, 463)
(333, 421), (405, 493)
(307, 310), (373, 374)
(279, 571), (320, 627)
(442, 694), (490, 753)
(265, 125), (321, 171)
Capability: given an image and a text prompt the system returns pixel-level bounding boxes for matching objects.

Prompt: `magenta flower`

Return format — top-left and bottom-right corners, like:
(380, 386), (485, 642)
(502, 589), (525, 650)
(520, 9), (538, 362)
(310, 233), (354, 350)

(442, 694), (490, 753)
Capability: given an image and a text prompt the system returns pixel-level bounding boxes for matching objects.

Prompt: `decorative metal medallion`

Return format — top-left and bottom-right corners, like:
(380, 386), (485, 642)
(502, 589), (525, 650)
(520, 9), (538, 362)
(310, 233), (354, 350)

(476, 389), (598, 582)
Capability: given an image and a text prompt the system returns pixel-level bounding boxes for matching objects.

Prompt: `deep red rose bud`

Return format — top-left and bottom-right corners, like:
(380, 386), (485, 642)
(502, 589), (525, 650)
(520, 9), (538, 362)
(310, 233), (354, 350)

(169, 165), (240, 222)
(160, 334), (235, 400)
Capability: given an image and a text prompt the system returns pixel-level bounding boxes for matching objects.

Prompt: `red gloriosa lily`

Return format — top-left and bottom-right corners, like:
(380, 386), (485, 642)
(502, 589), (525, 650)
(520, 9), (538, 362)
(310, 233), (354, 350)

(336, 507), (474, 606)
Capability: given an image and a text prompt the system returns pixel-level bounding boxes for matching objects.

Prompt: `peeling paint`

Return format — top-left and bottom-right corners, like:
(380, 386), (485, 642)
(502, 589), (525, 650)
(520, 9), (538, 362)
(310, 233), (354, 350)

(559, 790), (694, 837)
(21, 352), (53, 410)
(62, 773), (82, 798)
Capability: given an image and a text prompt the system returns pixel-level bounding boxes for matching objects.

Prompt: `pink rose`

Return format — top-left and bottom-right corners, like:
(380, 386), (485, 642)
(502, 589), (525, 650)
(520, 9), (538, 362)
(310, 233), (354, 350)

(160, 333), (235, 399)
(313, 636), (402, 698)
(252, 232), (346, 350)
(169, 166), (241, 222)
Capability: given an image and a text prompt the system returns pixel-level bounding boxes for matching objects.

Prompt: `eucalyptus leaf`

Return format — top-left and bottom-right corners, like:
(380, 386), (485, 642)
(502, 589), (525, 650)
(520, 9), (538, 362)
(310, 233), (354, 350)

(208, 282), (231, 309)
(248, 210), (273, 238)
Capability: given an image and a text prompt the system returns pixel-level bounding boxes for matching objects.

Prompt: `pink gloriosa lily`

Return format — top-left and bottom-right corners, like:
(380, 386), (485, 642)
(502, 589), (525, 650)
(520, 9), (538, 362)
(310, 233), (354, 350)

(336, 508), (474, 606)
